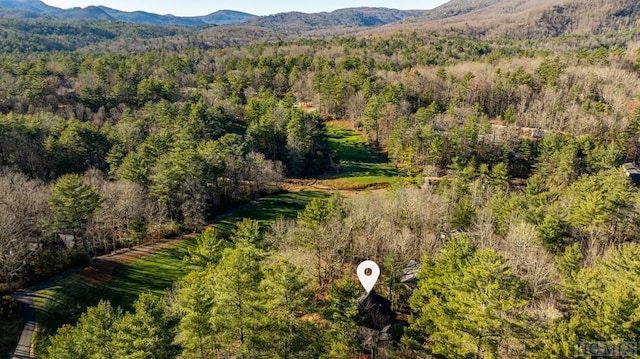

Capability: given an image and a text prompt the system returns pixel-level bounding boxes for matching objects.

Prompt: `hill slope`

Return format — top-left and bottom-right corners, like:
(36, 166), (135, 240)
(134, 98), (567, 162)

(248, 7), (424, 31)
(393, 0), (640, 38)
(0, 0), (56, 13)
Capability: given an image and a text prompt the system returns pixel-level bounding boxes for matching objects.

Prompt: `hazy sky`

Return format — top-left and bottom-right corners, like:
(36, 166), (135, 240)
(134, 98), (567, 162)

(42, 0), (450, 16)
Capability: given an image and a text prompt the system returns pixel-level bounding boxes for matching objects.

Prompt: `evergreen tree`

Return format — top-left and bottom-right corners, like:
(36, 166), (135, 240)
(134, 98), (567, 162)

(404, 235), (535, 358)
(322, 277), (361, 359)
(47, 301), (122, 359)
(208, 234), (266, 356)
(173, 268), (216, 359)
(540, 243), (640, 358)
(259, 260), (320, 358)
(113, 293), (180, 359)
(184, 227), (228, 267)
(48, 174), (102, 264)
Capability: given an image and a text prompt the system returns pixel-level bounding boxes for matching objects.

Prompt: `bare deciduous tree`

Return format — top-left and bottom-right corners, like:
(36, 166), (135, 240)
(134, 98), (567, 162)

(501, 220), (560, 296)
(0, 172), (50, 292)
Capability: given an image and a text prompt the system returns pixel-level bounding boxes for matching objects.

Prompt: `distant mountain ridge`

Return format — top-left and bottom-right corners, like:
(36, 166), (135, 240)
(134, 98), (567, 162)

(0, 0), (257, 25)
(0, 0), (57, 13)
(0, 0), (423, 28)
(248, 7), (425, 31)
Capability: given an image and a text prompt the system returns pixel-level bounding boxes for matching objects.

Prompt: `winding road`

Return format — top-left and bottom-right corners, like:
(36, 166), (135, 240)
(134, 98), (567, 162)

(9, 200), (267, 359)
(12, 268), (81, 359)
(10, 237), (186, 359)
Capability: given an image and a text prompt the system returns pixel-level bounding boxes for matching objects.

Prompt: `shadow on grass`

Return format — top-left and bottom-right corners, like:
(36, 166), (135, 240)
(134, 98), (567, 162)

(33, 190), (327, 356)
(216, 191), (330, 236)
(325, 125), (399, 182)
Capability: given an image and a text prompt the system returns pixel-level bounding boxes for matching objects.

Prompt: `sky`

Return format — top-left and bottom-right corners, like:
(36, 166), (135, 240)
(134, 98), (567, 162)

(42, 0), (450, 17)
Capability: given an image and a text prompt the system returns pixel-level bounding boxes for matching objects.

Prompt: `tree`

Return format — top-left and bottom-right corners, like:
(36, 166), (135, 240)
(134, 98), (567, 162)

(364, 95), (385, 146)
(296, 194), (350, 289)
(184, 227), (228, 267)
(46, 300), (122, 359)
(539, 243), (640, 358)
(566, 168), (637, 244)
(322, 277), (361, 359)
(113, 293), (180, 359)
(48, 174), (102, 265)
(209, 241), (266, 356)
(284, 109), (329, 176)
(172, 268), (216, 359)
(259, 260), (320, 358)
(0, 172), (50, 292)
(404, 235), (535, 358)
(150, 146), (209, 229)
(231, 218), (262, 246)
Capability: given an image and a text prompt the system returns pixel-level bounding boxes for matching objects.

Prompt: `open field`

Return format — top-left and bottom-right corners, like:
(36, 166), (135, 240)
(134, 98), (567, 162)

(31, 190), (331, 356)
(322, 122), (400, 189)
(214, 191), (330, 235)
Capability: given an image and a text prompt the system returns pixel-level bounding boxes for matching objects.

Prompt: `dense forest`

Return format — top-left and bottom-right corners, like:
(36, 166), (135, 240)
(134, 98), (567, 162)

(4, 1), (640, 358)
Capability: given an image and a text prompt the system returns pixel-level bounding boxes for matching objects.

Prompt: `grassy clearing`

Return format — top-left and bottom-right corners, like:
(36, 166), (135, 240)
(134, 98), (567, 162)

(32, 190), (327, 355)
(33, 238), (196, 354)
(215, 191), (329, 235)
(325, 124), (400, 188)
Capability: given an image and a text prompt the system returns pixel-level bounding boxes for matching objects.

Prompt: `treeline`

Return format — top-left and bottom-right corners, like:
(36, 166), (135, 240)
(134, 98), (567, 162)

(0, 17), (193, 53)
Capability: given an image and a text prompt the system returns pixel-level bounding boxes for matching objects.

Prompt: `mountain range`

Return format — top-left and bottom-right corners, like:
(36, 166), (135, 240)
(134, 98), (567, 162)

(0, 0), (256, 25)
(0, 0), (425, 28)
(1, 0), (639, 53)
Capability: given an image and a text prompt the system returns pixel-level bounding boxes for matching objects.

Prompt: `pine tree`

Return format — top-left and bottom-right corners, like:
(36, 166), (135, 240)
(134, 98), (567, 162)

(173, 268), (215, 359)
(322, 277), (362, 359)
(47, 301), (122, 359)
(260, 260), (320, 358)
(210, 241), (266, 356)
(184, 227), (228, 267)
(404, 235), (534, 358)
(48, 174), (102, 265)
(113, 293), (180, 359)
(540, 243), (640, 358)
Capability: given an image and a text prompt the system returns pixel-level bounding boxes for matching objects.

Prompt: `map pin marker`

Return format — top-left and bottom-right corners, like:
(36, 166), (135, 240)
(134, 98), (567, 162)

(357, 260), (380, 293)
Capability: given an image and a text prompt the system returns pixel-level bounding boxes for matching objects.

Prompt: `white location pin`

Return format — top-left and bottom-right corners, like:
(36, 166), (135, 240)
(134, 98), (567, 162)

(357, 260), (380, 293)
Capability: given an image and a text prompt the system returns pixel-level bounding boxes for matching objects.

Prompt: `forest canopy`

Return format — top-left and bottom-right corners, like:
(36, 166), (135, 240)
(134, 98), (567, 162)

(3, 4), (640, 358)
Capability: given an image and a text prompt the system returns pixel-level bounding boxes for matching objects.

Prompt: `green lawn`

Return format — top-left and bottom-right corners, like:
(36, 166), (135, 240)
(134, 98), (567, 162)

(215, 191), (329, 235)
(325, 125), (400, 186)
(33, 238), (196, 354)
(32, 190), (328, 356)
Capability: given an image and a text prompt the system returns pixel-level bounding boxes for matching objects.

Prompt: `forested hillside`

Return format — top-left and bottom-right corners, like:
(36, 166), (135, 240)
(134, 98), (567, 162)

(396, 0), (640, 38)
(3, 1), (640, 358)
